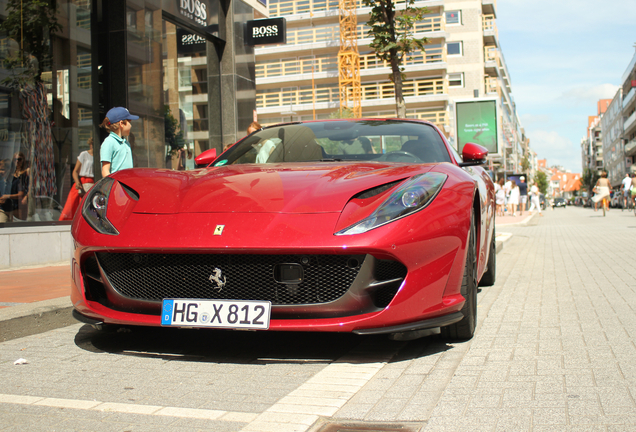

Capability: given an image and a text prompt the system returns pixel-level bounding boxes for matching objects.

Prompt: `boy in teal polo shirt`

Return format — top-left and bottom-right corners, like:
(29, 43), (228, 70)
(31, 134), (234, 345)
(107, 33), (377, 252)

(99, 107), (139, 176)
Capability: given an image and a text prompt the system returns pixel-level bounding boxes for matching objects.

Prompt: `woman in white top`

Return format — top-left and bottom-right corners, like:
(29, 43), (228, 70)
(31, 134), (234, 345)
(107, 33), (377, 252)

(59, 138), (94, 220)
(507, 180), (520, 216)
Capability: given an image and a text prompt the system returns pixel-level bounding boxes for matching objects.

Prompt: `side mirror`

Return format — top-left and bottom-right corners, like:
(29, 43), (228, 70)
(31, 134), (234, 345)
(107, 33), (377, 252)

(459, 142), (488, 167)
(194, 148), (217, 166)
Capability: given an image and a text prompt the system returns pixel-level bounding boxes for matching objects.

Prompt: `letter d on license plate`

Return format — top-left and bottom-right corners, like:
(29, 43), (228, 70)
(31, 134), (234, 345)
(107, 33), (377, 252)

(161, 299), (271, 330)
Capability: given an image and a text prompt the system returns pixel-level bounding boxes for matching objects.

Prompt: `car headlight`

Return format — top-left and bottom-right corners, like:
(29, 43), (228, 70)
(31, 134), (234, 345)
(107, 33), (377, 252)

(336, 172), (447, 235)
(81, 177), (119, 235)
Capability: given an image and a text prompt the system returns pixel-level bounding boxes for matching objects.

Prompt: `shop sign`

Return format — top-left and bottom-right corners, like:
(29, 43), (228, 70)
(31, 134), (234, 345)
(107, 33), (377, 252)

(177, 28), (207, 54)
(245, 18), (286, 46)
(179, 0), (208, 26)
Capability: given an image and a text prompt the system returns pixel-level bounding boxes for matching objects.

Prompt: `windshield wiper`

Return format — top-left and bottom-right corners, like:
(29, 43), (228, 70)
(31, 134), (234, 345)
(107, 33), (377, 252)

(319, 158), (343, 162)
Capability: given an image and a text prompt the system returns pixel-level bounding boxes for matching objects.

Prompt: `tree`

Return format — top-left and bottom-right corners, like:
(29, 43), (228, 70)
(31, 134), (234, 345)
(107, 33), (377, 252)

(164, 106), (186, 157)
(580, 168), (599, 195)
(362, 0), (429, 118)
(329, 107), (355, 119)
(535, 171), (548, 195)
(0, 0), (61, 87)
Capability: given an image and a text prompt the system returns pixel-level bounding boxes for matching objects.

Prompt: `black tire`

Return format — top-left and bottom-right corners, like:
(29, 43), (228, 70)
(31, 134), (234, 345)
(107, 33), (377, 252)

(442, 211), (478, 341)
(479, 229), (496, 287)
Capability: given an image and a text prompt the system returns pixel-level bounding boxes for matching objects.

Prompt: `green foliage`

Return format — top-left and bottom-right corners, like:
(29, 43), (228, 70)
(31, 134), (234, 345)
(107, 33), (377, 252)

(535, 171), (548, 195)
(361, 0), (429, 117)
(0, 0), (62, 87)
(329, 108), (355, 119)
(580, 168), (600, 193)
(164, 106), (185, 155)
(521, 153), (530, 173)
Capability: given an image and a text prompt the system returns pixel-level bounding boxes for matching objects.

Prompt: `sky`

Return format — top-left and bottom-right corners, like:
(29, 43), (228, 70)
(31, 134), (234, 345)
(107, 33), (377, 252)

(496, 0), (636, 173)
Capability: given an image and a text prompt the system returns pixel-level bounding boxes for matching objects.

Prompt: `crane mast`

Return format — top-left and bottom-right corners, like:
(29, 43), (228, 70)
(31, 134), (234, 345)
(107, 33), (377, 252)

(338, 0), (361, 118)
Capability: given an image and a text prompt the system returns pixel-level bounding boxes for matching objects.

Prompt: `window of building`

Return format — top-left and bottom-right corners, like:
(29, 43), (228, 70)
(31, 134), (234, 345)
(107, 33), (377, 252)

(447, 42), (463, 56)
(126, 8), (137, 31)
(448, 72), (464, 87)
(445, 11), (461, 25)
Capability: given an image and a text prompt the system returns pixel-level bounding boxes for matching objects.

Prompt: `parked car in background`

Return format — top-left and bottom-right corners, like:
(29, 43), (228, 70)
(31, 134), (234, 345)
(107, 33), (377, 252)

(552, 197), (566, 208)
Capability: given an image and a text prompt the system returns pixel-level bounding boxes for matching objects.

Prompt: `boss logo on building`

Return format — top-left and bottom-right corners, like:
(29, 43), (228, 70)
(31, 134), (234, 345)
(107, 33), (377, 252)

(179, 0), (208, 26)
(246, 18), (286, 46)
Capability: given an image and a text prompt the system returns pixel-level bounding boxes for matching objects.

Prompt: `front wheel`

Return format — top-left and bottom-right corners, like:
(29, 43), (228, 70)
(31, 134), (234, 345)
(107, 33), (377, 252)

(442, 210), (477, 341)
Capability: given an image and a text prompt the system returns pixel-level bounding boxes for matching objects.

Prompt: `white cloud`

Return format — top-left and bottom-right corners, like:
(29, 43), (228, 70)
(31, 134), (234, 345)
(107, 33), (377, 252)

(527, 129), (582, 172)
(560, 84), (620, 104)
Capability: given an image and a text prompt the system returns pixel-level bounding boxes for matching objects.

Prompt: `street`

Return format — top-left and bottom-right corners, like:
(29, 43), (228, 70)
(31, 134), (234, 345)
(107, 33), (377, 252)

(2, 206), (636, 431)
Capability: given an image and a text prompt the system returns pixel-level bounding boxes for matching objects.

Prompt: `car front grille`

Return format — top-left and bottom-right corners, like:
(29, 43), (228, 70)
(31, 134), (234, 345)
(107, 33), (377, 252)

(95, 252), (365, 305)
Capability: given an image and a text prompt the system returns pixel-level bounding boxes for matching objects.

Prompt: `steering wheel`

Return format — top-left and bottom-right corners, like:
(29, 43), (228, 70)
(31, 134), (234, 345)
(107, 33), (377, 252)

(384, 151), (421, 162)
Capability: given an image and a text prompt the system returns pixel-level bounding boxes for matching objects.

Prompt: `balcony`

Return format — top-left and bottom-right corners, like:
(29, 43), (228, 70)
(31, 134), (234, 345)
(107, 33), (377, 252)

(625, 110), (636, 134)
(485, 76), (499, 95)
(482, 15), (498, 46)
(269, 0), (440, 17)
(256, 77), (446, 109)
(281, 15), (443, 47)
(623, 86), (635, 111)
(625, 138), (636, 157)
(482, 0), (496, 16)
(256, 47), (446, 80)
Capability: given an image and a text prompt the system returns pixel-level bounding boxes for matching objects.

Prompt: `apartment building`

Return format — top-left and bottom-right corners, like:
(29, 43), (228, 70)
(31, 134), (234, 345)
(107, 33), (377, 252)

(601, 94), (625, 186)
(581, 114), (604, 176)
(254, 0), (527, 173)
(622, 51), (636, 168)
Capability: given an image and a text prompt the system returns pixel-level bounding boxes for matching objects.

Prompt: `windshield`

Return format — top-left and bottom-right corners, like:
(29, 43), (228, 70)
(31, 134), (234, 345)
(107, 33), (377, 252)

(213, 120), (452, 166)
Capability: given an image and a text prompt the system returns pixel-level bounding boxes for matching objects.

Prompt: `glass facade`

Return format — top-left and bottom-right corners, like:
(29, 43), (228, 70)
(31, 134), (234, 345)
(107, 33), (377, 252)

(0, 0), (255, 227)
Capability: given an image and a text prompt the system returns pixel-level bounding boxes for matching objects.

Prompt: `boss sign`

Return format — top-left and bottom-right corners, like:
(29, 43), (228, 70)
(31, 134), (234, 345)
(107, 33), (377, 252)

(179, 0), (208, 25)
(245, 18), (286, 46)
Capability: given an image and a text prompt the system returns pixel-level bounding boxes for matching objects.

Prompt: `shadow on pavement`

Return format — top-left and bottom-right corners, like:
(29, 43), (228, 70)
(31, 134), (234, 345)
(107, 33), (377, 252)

(73, 324), (453, 365)
(75, 325), (451, 364)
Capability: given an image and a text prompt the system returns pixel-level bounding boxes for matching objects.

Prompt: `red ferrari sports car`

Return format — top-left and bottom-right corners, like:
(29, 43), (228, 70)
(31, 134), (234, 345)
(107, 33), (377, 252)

(72, 119), (495, 340)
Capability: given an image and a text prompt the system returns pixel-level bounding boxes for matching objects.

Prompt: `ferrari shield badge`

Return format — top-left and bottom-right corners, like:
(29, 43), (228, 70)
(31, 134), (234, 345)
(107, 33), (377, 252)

(209, 268), (226, 291)
(214, 225), (225, 235)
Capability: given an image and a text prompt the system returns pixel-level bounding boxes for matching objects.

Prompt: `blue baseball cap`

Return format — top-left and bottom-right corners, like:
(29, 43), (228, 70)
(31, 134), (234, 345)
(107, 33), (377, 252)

(106, 107), (139, 124)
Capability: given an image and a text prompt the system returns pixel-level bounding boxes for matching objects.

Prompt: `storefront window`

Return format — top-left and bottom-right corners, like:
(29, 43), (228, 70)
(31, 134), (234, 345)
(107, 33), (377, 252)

(0, 0), (95, 225)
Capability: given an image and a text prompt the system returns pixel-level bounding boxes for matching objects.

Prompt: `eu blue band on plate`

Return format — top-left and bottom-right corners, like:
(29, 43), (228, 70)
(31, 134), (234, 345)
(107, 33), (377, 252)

(161, 299), (174, 325)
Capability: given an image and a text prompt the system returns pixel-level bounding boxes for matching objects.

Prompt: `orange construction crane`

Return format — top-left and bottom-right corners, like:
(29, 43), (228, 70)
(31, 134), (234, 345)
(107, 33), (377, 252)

(338, 0), (361, 118)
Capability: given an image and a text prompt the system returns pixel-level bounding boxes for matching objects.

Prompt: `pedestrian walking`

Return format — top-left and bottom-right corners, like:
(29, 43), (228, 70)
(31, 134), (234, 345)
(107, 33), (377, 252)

(100, 107), (138, 176)
(508, 180), (519, 216)
(518, 176), (527, 215)
(59, 138), (94, 221)
(622, 173), (632, 210)
(495, 177), (506, 217)
(503, 177), (512, 214)
(528, 182), (543, 216)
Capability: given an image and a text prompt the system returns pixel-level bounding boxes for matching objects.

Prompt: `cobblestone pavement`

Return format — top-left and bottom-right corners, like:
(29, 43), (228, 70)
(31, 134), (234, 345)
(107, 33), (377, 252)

(2, 206), (636, 431)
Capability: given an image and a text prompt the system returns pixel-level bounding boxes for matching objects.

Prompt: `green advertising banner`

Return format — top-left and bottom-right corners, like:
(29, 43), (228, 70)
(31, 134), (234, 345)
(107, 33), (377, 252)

(456, 100), (498, 154)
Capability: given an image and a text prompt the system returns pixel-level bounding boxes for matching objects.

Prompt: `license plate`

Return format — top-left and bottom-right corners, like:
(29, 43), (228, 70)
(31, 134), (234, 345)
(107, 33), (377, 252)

(161, 299), (271, 330)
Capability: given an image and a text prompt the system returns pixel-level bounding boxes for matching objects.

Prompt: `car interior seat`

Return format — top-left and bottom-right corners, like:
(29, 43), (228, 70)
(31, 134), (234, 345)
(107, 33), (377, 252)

(401, 139), (444, 163)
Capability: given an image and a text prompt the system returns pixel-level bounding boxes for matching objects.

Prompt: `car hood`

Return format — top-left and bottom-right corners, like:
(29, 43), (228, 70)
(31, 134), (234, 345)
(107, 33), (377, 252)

(112, 163), (433, 214)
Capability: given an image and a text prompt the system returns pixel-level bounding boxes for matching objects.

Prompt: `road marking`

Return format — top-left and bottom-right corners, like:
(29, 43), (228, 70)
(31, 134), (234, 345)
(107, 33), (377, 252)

(0, 393), (257, 422)
(240, 349), (395, 432)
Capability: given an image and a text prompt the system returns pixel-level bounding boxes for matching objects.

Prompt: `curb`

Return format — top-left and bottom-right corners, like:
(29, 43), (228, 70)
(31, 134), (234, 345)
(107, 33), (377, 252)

(0, 232), (515, 342)
(0, 297), (74, 343)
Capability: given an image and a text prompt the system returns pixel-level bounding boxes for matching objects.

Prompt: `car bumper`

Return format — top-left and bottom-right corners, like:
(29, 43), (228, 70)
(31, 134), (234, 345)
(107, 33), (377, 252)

(71, 199), (472, 333)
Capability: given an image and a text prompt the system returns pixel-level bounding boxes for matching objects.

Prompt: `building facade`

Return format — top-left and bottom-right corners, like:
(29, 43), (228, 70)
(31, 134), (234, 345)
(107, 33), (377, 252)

(600, 96), (625, 186)
(0, 0), (264, 229)
(254, 0), (527, 176)
(622, 51), (636, 169)
(581, 114), (604, 176)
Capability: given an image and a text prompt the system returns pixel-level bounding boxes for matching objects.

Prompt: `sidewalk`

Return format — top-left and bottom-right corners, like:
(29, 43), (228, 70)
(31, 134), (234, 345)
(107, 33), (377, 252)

(0, 263), (74, 342)
(0, 264), (70, 308)
(495, 210), (540, 226)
